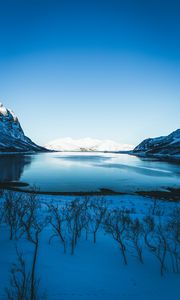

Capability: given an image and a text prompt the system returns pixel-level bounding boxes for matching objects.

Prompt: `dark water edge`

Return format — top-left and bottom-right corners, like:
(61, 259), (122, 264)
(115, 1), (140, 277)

(126, 151), (180, 164)
(0, 184), (124, 196)
(0, 184), (179, 202)
(135, 188), (180, 201)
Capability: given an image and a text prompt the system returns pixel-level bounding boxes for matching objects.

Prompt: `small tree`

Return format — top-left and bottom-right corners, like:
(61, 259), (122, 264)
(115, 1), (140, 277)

(167, 207), (180, 273)
(144, 216), (168, 276)
(17, 193), (41, 241)
(17, 192), (46, 300)
(65, 198), (89, 255)
(3, 191), (25, 240)
(47, 203), (67, 253)
(5, 247), (37, 300)
(129, 218), (144, 264)
(104, 209), (131, 265)
(89, 198), (107, 244)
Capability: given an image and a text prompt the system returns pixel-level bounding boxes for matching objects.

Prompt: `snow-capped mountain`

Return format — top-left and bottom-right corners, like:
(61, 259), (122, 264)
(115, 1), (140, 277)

(46, 137), (133, 152)
(0, 103), (45, 152)
(132, 129), (180, 160)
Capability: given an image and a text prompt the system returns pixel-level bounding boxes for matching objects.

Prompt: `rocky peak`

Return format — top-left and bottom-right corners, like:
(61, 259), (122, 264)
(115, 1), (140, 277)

(0, 102), (46, 152)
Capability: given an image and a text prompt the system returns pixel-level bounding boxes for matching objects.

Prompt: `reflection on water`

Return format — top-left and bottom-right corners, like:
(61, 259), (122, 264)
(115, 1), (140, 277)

(0, 152), (179, 192)
(94, 163), (173, 177)
(0, 154), (32, 182)
(55, 155), (108, 162)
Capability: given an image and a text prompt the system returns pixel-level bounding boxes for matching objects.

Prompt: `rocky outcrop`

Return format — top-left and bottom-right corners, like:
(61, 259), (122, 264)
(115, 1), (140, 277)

(132, 129), (180, 161)
(0, 103), (46, 152)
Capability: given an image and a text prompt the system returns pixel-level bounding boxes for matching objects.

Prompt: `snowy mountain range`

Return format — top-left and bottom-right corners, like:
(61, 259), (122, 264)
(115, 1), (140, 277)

(132, 129), (180, 160)
(1, 102), (179, 159)
(0, 103), (45, 152)
(46, 137), (133, 152)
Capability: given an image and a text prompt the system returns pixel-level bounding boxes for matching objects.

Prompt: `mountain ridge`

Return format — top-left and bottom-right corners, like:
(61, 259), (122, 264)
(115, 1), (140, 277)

(131, 129), (180, 161)
(46, 137), (133, 152)
(0, 103), (46, 152)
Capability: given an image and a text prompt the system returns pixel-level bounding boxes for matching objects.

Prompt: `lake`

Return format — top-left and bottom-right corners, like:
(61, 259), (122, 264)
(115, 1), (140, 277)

(0, 152), (179, 193)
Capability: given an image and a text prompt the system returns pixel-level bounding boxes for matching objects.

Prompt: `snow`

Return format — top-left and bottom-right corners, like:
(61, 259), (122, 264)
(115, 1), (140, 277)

(0, 192), (180, 300)
(8, 109), (18, 122)
(46, 137), (134, 152)
(0, 103), (8, 116)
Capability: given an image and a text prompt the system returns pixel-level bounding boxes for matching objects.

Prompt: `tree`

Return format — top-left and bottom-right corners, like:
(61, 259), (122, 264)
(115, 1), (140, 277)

(129, 218), (144, 264)
(65, 198), (90, 255)
(144, 215), (168, 276)
(167, 206), (180, 273)
(5, 247), (38, 300)
(3, 191), (24, 240)
(104, 209), (131, 265)
(47, 203), (67, 253)
(89, 197), (107, 244)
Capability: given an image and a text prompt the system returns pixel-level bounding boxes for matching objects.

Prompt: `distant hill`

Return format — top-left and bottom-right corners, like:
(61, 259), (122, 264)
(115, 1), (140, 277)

(46, 137), (133, 152)
(132, 129), (180, 161)
(0, 103), (46, 152)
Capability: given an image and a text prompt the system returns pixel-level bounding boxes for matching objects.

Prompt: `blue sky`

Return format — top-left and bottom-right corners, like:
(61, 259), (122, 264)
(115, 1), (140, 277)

(0, 0), (179, 145)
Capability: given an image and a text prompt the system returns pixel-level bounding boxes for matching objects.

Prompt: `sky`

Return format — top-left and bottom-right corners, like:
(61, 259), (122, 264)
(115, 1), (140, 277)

(0, 0), (179, 146)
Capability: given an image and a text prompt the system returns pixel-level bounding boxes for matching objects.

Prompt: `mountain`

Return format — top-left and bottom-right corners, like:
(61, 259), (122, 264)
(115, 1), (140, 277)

(132, 129), (180, 161)
(0, 103), (46, 152)
(46, 137), (133, 152)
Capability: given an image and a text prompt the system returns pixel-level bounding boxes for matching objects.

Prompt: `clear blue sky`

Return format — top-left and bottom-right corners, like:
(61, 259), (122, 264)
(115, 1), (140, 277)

(0, 0), (179, 146)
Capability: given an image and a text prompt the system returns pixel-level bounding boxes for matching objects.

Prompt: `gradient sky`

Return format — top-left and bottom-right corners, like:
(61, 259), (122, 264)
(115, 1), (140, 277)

(0, 0), (179, 146)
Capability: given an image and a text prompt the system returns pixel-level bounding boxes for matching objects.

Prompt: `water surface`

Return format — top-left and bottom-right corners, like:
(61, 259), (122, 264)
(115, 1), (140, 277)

(0, 152), (179, 193)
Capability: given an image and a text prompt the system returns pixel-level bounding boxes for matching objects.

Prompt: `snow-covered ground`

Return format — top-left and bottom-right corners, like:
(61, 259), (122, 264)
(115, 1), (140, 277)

(0, 192), (180, 300)
(46, 137), (133, 152)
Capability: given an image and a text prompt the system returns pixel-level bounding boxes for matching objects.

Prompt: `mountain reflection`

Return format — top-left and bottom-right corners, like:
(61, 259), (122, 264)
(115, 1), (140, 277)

(0, 154), (32, 182)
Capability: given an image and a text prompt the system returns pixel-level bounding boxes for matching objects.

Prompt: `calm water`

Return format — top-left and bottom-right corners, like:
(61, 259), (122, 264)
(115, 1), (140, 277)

(0, 152), (180, 192)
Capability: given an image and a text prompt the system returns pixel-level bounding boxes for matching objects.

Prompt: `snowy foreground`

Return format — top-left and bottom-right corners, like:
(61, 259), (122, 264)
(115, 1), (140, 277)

(0, 192), (180, 300)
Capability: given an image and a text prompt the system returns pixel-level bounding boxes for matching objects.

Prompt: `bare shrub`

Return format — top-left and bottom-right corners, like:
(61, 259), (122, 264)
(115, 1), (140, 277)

(47, 203), (67, 253)
(5, 247), (39, 300)
(3, 191), (25, 240)
(88, 197), (107, 243)
(149, 199), (164, 218)
(129, 218), (144, 264)
(143, 215), (168, 276)
(65, 198), (90, 255)
(23, 200), (45, 299)
(18, 193), (41, 241)
(16, 192), (46, 299)
(104, 209), (131, 265)
(167, 206), (180, 273)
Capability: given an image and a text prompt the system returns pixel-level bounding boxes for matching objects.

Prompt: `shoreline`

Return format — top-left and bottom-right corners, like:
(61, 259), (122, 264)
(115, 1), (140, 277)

(127, 151), (180, 164)
(0, 185), (179, 201)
